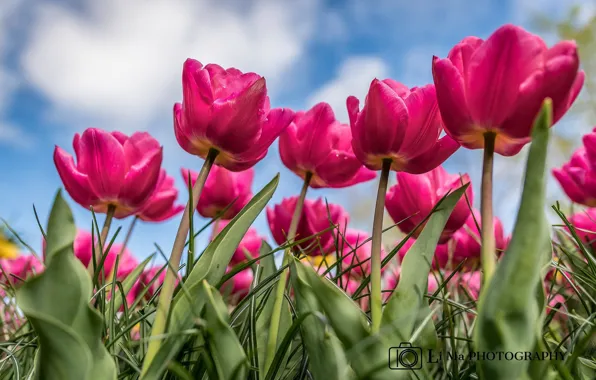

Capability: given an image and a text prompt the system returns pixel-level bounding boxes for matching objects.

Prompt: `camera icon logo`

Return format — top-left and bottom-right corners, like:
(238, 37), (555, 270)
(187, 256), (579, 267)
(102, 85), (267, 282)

(388, 342), (422, 370)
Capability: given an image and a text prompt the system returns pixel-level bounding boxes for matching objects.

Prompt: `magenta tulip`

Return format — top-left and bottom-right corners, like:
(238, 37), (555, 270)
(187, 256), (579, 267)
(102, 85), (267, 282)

(137, 170), (185, 222)
(347, 81), (459, 173)
(212, 220), (264, 265)
(553, 131), (596, 206)
(182, 166), (253, 220)
(432, 24), (584, 156)
(221, 268), (254, 303)
(174, 59), (294, 171)
(386, 166), (473, 243)
(568, 208), (596, 248)
(456, 271), (481, 300)
(280, 102), (376, 188)
(340, 229), (387, 278)
(54, 128), (163, 218)
(0, 255), (44, 285)
(383, 267), (439, 301)
(397, 238), (449, 269)
(267, 197), (349, 256)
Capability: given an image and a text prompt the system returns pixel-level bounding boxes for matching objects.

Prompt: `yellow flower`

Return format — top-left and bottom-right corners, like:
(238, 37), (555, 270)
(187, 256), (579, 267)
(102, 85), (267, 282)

(0, 232), (19, 259)
(301, 254), (336, 272)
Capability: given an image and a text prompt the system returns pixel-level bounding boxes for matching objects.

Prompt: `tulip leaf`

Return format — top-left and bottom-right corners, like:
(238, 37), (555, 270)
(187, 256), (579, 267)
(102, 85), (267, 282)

(16, 190), (117, 380)
(293, 257), (396, 379)
(201, 280), (248, 379)
(475, 100), (553, 379)
(289, 253), (350, 380)
(107, 255), (153, 317)
(140, 174), (279, 380)
(256, 241), (292, 375)
(382, 184), (469, 349)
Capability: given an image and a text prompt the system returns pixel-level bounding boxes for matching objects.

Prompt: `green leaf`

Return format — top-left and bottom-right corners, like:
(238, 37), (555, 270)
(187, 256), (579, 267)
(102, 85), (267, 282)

(255, 241), (292, 376)
(16, 190), (117, 380)
(107, 255), (152, 318)
(140, 174), (279, 380)
(382, 184), (469, 348)
(201, 280), (248, 379)
(293, 258), (396, 379)
(289, 253), (350, 380)
(475, 99), (553, 380)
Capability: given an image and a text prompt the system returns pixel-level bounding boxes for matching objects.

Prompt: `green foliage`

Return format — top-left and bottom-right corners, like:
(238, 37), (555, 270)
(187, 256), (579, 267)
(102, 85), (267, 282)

(15, 190), (117, 380)
(475, 101), (554, 379)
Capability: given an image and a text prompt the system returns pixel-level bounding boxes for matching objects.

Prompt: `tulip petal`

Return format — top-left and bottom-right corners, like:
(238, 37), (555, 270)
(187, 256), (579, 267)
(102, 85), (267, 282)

(402, 134), (460, 174)
(53, 147), (99, 207)
(120, 148), (163, 208)
(78, 129), (126, 200)
(466, 25), (545, 127)
(553, 168), (587, 205)
(432, 57), (476, 144)
(315, 151), (376, 188)
(447, 36), (484, 77)
(400, 85), (442, 157)
(246, 107), (294, 159)
(123, 132), (161, 169)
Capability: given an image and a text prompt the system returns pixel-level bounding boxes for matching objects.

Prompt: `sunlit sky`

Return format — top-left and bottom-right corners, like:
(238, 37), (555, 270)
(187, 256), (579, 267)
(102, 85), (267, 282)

(0, 0), (593, 263)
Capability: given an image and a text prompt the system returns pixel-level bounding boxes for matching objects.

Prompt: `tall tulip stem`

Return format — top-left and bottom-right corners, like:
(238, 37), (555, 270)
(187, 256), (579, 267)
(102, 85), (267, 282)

(264, 172), (312, 372)
(142, 149), (218, 374)
(480, 132), (496, 286)
(371, 159), (391, 333)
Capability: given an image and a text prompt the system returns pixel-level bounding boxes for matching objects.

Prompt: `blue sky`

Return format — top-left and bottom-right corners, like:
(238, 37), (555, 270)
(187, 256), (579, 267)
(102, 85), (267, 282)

(0, 0), (592, 264)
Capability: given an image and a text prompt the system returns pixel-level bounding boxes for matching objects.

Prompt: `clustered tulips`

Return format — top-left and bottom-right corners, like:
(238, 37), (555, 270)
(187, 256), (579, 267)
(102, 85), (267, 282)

(0, 23), (586, 362)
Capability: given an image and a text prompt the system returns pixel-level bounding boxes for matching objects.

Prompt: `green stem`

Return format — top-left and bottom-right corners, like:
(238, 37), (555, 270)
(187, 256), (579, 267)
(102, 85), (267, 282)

(371, 159), (391, 333)
(142, 149), (217, 375)
(264, 172), (312, 372)
(88, 205), (116, 278)
(480, 133), (496, 287)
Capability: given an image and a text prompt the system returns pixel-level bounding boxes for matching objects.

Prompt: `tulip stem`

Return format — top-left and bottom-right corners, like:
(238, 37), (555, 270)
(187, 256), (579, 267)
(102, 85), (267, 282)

(142, 149), (217, 375)
(371, 159), (391, 333)
(480, 132), (496, 287)
(264, 172), (312, 373)
(89, 205), (116, 279)
(118, 216), (138, 257)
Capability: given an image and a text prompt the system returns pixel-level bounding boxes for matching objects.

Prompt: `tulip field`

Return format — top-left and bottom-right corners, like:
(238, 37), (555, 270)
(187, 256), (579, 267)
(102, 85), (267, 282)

(2, 23), (596, 379)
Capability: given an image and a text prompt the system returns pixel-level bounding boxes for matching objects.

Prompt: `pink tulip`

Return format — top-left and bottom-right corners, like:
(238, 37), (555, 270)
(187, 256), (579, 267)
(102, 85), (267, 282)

(553, 133), (596, 206)
(174, 59), (294, 171)
(347, 80), (459, 173)
(432, 24), (584, 156)
(456, 271), (482, 300)
(212, 220), (264, 265)
(131, 266), (174, 303)
(137, 169), (185, 222)
(450, 210), (508, 265)
(0, 255), (44, 285)
(182, 166), (253, 220)
(267, 197), (349, 256)
(54, 128), (163, 218)
(340, 229), (387, 278)
(386, 166), (473, 243)
(43, 230), (137, 281)
(221, 267), (254, 303)
(280, 102), (376, 188)
(383, 267), (439, 302)
(568, 208), (596, 248)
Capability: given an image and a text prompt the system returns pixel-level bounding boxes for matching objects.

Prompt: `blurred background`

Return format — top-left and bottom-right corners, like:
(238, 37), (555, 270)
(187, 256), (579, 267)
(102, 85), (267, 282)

(0, 0), (595, 262)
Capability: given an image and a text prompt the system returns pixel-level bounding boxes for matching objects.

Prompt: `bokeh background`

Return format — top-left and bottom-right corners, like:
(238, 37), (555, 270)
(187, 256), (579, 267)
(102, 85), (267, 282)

(1, 0), (595, 262)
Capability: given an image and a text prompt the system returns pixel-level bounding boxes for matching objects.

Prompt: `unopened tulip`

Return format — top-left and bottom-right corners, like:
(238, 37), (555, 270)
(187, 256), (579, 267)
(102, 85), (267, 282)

(137, 170), (184, 222)
(386, 166), (473, 243)
(383, 267), (439, 302)
(212, 220), (264, 265)
(347, 81), (459, 173)
(174, 59), (294, 171)
(553, 132), (596, 206)
(182, 166), (253, 219)
(0, 255), (44, 285)
(280, 102), (376, 188)
(132, 266), (176, 302)
(432, 24), (584, 156)
(0, 230), (19, 259)
(457, 271), (482, 300)
(54, 128), (163, 218)
(221, 268), (253, 303)
(267, 197), (349, 256)
(340, 230), (387, 278)
(397, 238), (449, 269)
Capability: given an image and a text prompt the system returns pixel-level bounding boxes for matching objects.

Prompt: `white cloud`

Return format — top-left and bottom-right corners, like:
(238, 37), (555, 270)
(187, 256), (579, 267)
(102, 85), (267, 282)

(306, 56), (389, 123)
(20, 0), (319, 130)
